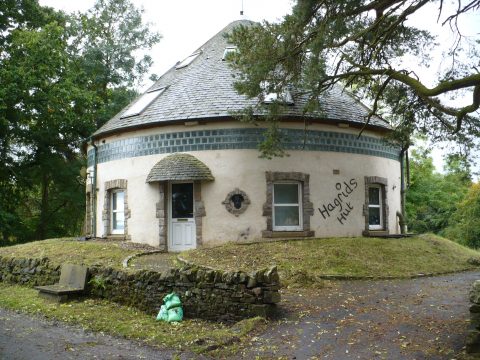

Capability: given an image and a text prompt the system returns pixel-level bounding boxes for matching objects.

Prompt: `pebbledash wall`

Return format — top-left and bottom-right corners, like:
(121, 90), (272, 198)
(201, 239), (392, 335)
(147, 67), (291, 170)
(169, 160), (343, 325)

(87, 120), (402, 248)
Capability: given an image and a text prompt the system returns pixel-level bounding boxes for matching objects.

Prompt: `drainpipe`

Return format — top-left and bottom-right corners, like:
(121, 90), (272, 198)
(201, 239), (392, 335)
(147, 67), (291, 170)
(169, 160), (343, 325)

(90, 138), (98, 238)
(398, 147), (408, 234)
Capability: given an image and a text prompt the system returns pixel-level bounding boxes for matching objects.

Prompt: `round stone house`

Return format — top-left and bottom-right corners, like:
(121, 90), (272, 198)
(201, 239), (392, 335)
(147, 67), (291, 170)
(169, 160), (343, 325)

(86, 20), (404, 251)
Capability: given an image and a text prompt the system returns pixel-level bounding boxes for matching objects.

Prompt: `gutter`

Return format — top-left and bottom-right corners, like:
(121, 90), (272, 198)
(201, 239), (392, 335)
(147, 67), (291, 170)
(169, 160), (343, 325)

(398, 147), (408, 234)
(91, 115), (393, 141)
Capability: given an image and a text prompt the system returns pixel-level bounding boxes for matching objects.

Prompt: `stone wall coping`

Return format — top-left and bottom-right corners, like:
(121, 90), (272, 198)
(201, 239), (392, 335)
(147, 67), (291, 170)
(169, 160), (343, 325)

(121, 250), (166, 268)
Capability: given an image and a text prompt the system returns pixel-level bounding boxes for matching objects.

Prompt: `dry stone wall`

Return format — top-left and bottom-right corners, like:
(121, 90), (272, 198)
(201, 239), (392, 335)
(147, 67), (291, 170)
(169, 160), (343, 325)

(468, 280), (480, 353)
(87, 265), (280, 320)
(0, 257), (60, 286)
(0, 256), (280, 321)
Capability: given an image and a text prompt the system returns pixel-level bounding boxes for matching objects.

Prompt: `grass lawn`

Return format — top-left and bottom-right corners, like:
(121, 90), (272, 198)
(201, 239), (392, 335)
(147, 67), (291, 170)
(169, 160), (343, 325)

(0, 238), (151, 269)
(0, 283), (264, 354)
(181, 234), (480, 286)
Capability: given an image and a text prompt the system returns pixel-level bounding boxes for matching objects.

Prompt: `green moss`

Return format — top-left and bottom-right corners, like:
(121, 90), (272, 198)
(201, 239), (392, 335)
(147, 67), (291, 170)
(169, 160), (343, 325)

(181, 234), (480, 285)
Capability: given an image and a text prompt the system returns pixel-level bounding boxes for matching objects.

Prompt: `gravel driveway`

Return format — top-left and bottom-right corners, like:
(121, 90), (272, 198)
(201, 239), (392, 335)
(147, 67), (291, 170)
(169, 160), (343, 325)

(234, 270), (480, 359)
(0, 308), (205, 360)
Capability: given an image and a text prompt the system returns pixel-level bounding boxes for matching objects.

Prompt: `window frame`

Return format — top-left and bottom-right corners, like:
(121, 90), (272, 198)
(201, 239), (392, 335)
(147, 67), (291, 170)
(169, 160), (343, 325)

(222, 46), (237, 60)
(260, 81), (295, 105)
(175, 51), (201, 69)
(110, 189), (125, 235)
(272, 182), (303, 231)
(120, 88), (165, 118)
(368, 184), (383, 230)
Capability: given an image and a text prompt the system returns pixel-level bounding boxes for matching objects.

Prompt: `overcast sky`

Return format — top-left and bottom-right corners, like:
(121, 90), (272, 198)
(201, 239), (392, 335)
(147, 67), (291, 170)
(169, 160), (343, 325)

(38, 0), (480, 174)
(39, 0), (295, 84)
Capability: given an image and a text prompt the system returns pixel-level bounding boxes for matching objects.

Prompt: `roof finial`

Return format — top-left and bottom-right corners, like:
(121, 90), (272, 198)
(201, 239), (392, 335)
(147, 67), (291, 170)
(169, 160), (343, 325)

(240, 0), (244, 16)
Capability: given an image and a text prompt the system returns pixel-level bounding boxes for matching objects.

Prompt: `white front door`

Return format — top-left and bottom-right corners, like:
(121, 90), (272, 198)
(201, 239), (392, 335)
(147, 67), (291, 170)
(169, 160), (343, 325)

(169, 182), (196, 251)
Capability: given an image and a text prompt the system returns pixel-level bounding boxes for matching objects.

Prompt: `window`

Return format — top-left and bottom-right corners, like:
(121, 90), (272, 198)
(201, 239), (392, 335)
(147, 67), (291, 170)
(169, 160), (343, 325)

(121, 88), (165, 118)
(103, 179), (129, 238)
(363, 176), (389, 235)
(273, 183), (302, 231)
(111, 190), (125, 234)
(261, 81), (294, 105)
(368, 185), (382, 230)
(175, 51), (201, 69)
(222, 46), (237, 60)
(263, 172), (314, 238)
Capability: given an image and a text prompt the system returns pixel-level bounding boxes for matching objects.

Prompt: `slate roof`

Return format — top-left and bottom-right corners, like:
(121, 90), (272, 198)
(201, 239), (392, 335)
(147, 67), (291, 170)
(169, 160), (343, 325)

(94, 20), (389, 138)
(146, 153), (214, 182)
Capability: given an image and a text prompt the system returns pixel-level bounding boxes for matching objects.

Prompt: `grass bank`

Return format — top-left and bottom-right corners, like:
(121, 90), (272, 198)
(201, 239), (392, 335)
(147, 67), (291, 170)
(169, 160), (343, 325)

(181, 234), (480, 286)
(0, 283), (264, 354)
(0, 238), (156, 269)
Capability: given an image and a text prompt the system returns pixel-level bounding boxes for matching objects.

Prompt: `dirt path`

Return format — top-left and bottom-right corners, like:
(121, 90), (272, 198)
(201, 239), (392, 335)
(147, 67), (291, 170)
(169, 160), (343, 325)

(0, 308), (205, 360)
(235, 270), (480, 359)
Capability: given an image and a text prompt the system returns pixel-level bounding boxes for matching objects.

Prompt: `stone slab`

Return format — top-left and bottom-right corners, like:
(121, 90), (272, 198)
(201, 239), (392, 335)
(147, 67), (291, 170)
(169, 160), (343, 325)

(35, 264), (88, 302)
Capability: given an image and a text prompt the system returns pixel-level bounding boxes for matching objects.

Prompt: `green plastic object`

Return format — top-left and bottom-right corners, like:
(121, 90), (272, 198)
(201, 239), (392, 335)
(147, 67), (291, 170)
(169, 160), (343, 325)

(167, 306), (183, 322)
(156, 292), (183, 322)
(164, 293), (182, 310)
(156, 305), (168, 321)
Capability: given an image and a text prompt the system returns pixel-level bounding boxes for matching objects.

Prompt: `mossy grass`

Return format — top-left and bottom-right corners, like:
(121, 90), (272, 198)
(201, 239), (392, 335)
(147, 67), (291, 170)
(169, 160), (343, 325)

(181, 234), (480, 286)
(0, 238), (145, 269)
(0, 283), (264, 354)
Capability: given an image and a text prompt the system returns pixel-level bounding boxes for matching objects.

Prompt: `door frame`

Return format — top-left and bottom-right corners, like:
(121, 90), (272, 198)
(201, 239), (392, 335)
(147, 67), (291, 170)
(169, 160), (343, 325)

(168, 181), (196, 251)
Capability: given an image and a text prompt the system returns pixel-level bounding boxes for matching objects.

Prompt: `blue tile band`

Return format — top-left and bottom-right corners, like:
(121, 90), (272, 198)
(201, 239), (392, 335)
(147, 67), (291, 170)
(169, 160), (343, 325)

(88, 128), (401, 166)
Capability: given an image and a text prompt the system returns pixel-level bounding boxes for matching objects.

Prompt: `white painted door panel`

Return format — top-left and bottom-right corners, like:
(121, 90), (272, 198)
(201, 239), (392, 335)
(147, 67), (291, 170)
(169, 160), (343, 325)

(169, 183), (196, 251)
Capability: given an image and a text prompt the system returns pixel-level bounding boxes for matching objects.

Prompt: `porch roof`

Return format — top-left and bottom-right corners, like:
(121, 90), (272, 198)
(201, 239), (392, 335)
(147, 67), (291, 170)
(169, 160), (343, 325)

(146, 153), (214, 182)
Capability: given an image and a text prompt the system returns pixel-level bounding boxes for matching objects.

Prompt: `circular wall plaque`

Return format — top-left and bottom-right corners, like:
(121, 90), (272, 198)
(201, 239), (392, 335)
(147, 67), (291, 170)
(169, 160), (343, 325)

(222, 188), (250, 216)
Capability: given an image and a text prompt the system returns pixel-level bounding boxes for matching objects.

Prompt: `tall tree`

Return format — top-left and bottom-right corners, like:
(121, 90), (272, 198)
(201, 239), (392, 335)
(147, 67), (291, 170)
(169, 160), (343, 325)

(0, 0), (161, 243)
(72, 0), (161, 127)
(444, 182), (480, 248)
(0, 0), (63, 243)
(3, 21), (97, 240)
(406, 147), (471, 234)
(228, 0), (480, 156)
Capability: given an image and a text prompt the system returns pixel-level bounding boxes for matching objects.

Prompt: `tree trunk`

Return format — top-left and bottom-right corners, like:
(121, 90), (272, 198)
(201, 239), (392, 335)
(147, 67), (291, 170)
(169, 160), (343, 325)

(36, 173), (50, 240)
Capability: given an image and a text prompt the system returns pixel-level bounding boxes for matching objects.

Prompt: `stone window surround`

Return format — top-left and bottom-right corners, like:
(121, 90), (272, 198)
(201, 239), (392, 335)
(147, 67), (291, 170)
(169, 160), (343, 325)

(362, 176), (389, 236)
(156, 180), (206, 251)
(102, 179), (131, 239)
(262, 171), (315, 238)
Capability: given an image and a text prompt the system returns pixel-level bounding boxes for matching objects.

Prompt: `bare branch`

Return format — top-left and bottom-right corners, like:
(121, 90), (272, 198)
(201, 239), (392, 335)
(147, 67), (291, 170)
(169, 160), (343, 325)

(359, 75), (393, 137)
(443, 0), (480, 26)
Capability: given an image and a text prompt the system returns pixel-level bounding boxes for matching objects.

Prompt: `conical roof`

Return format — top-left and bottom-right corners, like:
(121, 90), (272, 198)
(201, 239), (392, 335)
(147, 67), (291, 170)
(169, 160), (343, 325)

(93, 20), (389, 138)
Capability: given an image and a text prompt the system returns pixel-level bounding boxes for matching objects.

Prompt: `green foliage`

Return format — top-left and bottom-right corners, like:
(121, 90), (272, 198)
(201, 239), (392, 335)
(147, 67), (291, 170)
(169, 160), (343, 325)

(406, 148), (471, 234)
(228, 0), (480, 157)
(89, 275), (107, 290)
(444, 183), (480, 248)
(0, 0), (160, 243)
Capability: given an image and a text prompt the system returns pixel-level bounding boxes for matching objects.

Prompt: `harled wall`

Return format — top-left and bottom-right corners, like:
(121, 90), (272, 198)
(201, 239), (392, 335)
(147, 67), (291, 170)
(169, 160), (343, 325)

(87, 121), (402, 248)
